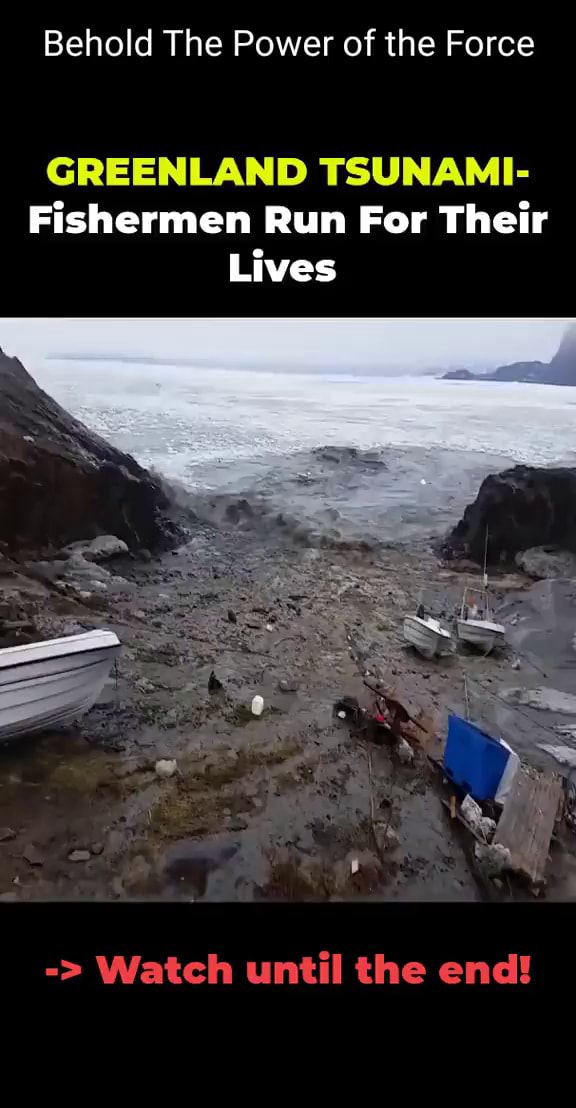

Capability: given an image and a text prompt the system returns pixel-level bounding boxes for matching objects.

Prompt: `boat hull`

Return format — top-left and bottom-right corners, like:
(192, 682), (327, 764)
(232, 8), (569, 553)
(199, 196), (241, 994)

(403, 616), (452, 660)
(456, 619), (505, 655)
(0, 632), (120, 743)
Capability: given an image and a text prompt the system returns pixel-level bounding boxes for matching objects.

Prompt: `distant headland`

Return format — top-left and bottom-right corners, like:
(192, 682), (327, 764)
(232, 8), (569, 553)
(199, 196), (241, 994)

(442, 323), (576, 386)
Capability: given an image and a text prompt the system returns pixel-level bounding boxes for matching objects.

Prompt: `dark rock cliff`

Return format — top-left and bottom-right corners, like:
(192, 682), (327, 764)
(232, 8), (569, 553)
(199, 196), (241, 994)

(442, 465), (576, 565)
(0, 347), (180, 554)
(548, 324), (576, 385)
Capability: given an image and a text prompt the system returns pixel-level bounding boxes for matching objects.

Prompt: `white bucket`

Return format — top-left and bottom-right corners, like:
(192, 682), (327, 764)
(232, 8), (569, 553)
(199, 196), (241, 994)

(251, 695), (264, 717)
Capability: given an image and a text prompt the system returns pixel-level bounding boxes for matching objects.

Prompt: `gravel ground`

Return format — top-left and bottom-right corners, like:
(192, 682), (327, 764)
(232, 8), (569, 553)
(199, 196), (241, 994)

(1, 526), (574, 901)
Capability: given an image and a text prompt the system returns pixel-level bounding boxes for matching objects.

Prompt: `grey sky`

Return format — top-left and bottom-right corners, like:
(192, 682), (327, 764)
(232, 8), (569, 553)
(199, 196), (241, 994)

(0, 318), (570, 371)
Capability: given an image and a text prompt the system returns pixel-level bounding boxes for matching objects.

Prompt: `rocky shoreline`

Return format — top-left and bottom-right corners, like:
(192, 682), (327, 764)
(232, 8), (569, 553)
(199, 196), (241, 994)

(0, 522), (575, 902)
(2, 351), (576, 901)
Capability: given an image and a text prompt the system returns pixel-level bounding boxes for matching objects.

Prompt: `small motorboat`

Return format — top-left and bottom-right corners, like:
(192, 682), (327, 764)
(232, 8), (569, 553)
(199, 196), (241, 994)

(403, 613), (452, 659)
(0, 629), (121, 743)
(456, 588), (505, 655)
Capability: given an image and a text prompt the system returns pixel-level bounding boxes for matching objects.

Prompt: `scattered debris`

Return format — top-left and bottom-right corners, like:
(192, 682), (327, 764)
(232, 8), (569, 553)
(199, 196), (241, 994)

(350, 857), (359, 875)
(266, 623), (274, 632)
(474, 842), (512, 878)
(278, 678), (299, 693)
(68, 849), (91, 863)
(251, 694), (264, 717)
(155, 759), (178, 779)
(334, 695), (362, 724)
(22, 843), (44, 866)
(461, 794), (496, 842)
(511, 658), (521, 670)
(396, 737), (414, 766)
(374, 822), (400, 849)
(556, 723), (576, 740)
(208, 670), (223, 693)
(136, 677), (155, 694)
(229, 817), (249, 832)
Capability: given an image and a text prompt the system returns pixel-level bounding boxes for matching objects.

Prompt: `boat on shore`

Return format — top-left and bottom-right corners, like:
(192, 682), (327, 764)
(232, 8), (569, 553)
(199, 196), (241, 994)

(403, 613), (453, 659)
(456, 587), (505, 654)
(0, 629), (121, 743)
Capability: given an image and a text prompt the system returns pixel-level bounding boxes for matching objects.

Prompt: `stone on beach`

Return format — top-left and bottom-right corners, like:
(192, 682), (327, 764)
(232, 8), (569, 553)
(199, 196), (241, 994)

(474, 842), (512, 877)
(22, 844), (44, 866)
(155, 759), (178, 779)
(516, 546), (576, 580)
(396, 737), (414, 765)
(61, 535), (129, 562)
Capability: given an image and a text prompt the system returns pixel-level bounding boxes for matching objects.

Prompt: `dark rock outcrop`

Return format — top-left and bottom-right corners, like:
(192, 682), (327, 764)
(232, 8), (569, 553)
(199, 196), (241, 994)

(442, 465), (576, 565)
(0, 346), (180, 554)
(442, 324), (576, 386)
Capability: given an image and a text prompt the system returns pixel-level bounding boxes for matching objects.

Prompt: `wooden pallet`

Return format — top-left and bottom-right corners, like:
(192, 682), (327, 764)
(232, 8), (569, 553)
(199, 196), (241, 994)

(494, 765), (563, 887)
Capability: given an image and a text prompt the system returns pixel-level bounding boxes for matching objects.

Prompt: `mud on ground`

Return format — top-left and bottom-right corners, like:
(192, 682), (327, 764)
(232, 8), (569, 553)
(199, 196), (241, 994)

(1, 526), (574, 901)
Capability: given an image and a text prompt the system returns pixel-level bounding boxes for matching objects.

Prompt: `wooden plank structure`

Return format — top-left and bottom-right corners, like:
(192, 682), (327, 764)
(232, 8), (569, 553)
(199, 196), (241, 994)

(494, 765), (563, 887)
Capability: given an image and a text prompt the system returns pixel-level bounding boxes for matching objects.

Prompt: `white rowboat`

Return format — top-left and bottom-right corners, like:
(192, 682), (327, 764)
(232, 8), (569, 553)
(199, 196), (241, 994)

(0, 630), (121, 743)
(403, 615), (452, 660)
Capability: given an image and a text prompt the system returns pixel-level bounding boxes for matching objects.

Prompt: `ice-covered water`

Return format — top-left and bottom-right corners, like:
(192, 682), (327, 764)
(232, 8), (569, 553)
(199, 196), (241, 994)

(33, 359), (576, 484)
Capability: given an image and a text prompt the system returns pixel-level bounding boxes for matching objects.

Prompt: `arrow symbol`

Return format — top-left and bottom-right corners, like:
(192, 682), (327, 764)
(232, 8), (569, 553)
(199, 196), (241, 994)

(45, 960), (82, 980)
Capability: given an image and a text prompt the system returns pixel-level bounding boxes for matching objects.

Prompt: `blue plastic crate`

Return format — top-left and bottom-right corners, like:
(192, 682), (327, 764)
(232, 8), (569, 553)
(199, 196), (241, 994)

(443, 714), (510, 802)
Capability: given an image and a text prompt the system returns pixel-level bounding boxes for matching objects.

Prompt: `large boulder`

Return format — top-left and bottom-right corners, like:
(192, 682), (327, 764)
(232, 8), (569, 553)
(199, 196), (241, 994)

(0, 346), (180, 554)
(442, 465), (576, 565)
(515, 546), (576, 580)
(60, 535), (129, 562)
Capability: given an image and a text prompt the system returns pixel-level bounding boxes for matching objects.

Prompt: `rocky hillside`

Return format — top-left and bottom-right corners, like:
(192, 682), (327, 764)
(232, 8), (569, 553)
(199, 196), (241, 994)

(548, 324), (576, 384)
(443, 323), (576, 385)
(442, 465), (576, 565)
(0, 347), (180, 554)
